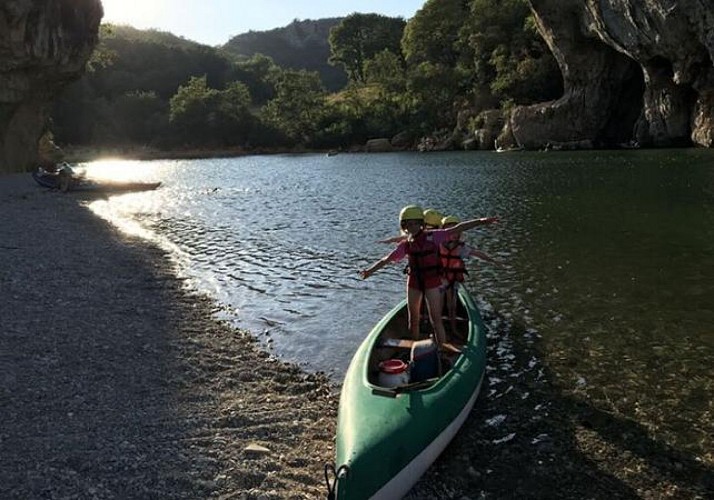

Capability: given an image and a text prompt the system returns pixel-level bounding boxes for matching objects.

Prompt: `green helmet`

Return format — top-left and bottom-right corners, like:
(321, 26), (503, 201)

(441, 215), (460, 227)
(399, 205), (424, 222)
(423, 208), (444, 228)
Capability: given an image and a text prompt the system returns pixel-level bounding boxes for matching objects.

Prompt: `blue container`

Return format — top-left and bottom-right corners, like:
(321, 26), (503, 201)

(410, 339), (439, 382)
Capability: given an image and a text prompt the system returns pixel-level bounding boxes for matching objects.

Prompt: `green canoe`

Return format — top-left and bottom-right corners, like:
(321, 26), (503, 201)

(332, 284), (487, 499)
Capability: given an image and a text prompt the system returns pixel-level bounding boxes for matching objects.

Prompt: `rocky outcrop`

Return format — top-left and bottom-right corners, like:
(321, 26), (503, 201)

(417, 130), (454, 152)
(470, 109), (505, 150)
(511, 0), (714, 149)
(0, 0), (102, 174)
(365, 138), (393, 152)
(221, 18), (348, 92)
(390, 130), (414, 150)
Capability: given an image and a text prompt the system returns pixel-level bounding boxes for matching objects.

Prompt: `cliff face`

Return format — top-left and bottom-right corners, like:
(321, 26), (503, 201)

(222, 18), (348, 92)
(0, 0), (102, 174)
(510, 0), (714, 149)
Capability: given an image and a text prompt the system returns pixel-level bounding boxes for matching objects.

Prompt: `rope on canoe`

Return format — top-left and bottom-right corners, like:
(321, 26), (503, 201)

(324, 463), (349, 499)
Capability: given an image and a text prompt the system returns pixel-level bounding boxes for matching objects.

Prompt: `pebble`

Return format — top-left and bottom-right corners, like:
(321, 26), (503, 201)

(244, 443), (271, 455)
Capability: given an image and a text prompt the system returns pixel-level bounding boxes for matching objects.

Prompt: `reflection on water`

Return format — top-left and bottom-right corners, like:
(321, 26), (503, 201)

(84, 150), (714, 464)
(82, 158), (157, 183)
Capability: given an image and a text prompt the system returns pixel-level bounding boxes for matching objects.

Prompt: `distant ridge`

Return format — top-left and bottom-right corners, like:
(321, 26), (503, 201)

(222, 18), (348, 91)
(104, 24), (205, 50)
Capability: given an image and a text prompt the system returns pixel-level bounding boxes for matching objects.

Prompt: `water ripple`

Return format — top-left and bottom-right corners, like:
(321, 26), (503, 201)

(87, 151), (714, 463)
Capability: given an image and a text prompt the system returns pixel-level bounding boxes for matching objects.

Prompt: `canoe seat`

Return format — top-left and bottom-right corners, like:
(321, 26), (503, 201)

(372, 377), (440, 397)
(441, 342), (463, 354)
(378, 338), (415, 349)
(378, 338), (463, 355)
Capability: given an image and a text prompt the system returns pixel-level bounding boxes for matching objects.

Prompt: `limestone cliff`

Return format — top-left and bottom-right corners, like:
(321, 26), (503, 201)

(222, 18), (348, 92)
(0, 0), (102, 174)
(509, 0), (714, 149)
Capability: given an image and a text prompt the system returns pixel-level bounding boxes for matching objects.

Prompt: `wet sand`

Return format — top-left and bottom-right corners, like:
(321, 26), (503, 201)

(1, 174), (711, 499)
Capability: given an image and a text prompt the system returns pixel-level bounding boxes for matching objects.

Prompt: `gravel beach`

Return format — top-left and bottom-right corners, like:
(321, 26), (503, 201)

(1, 174), (711, 499)
(0, 175), (335, 499)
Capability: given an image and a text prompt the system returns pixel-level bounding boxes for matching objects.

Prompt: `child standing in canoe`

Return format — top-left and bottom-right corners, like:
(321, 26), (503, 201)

(359, 205), (498, 349)
(422, 208), (444, 230)
(440, 215), (500, 337)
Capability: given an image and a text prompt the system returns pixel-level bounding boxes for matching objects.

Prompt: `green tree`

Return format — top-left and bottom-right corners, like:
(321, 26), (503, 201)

(364, 49), (406, 93)
(113, 91), (167, 144)
(52, 24), (234, 147)
(329, 14), (406, 84)
(169, 75), (217, 144)
(463, 0), (561, 104)
(211, 82), (254, 145)
(228, 54), (281, 106)
(402, 0), (469, 67)
(261, 70), (326, 144)
(51, 8), (563, 153)
(400, 0), (473, 132)
(86, 24), (117, 72)
(406, 61), (467, 132)
(169, 76), (254, 146)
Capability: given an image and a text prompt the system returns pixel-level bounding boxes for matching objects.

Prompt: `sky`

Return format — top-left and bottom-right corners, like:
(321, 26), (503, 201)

(100, 0), (426, 46)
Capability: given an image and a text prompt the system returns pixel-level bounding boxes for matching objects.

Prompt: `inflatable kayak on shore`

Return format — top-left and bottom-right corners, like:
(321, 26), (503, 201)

(329, 284), (487, 499)
(32, 169), (161, 193)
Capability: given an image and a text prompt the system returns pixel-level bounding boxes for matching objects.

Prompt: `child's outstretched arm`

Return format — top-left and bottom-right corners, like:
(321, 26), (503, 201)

(360, 257), (390, 279)
(444, 216), (499, 235)
(470, 248), (501, 267)
(376, 234), (407, 244)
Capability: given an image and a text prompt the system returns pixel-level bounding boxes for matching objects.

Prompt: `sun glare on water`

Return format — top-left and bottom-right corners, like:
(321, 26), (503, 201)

(82, 158), (164, 238)
(83, 159), (155, 183)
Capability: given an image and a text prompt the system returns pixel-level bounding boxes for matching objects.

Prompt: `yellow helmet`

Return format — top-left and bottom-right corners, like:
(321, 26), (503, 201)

(441, 215), (460, 227)
(423, 208), (444, 228)
(399, 205), (424, 222)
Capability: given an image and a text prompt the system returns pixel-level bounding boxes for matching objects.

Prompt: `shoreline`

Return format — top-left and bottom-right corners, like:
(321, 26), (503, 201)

(0, 175), (336, 499)
(56, 144), (712, 165)
(2, 174), (711, 499)
(61, 145), (358, 163)
(62, 145), (292, 163)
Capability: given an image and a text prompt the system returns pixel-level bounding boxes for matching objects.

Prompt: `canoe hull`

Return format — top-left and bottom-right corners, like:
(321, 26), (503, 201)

(368, 371), (484, 499)
(335, 285), (487, 499)
(32, 171), (161, 193)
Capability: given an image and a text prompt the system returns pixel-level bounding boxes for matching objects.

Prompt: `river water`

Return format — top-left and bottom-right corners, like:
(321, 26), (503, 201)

(83, 149), (713, 464)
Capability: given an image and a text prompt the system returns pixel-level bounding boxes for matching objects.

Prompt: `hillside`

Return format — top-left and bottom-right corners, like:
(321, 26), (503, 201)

(221, 18), (348, 91)
(94, 23), (232, 99)
(104, 24), (207, 50)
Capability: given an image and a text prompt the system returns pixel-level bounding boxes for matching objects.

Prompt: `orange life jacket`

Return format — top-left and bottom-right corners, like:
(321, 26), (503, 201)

(405, 231), (442, 290)
(440, 240), (467, 284)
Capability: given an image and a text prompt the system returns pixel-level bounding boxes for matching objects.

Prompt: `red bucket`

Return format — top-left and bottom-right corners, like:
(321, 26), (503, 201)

(378, 359), (409, 387)
(379, 359), (408, 374)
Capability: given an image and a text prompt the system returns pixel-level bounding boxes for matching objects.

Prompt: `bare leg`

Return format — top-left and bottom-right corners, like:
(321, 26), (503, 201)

(424, 287), (446, 346)
(59, 171), (71, 192)
(407, 286), (423, 340)
(446, 286), (458, 338)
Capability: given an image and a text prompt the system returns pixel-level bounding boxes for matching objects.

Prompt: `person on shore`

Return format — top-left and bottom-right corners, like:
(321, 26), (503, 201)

(359, 205), (498, 349)
(36, 161), (77, 191)
(440, 215), (500, 337)
(56, 163), (76, 192)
